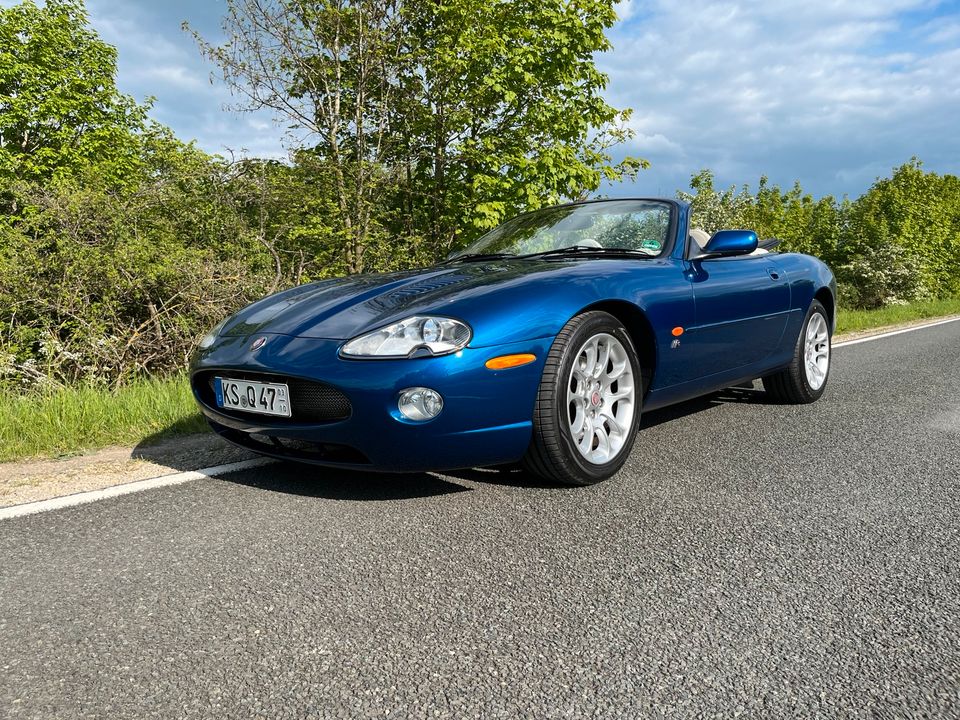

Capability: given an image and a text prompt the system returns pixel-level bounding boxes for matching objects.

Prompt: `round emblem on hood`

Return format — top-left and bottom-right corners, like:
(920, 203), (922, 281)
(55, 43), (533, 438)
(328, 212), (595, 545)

(250, 336), (267, 352)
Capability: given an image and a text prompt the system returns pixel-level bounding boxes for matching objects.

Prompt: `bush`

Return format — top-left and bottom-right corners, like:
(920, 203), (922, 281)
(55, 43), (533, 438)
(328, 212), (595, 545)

(0, 137), (279, 389)
(835, 240), (928, 309)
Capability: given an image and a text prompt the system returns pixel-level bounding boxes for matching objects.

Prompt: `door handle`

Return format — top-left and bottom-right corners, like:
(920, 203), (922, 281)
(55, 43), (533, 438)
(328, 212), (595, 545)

(767, 267), (780, 281)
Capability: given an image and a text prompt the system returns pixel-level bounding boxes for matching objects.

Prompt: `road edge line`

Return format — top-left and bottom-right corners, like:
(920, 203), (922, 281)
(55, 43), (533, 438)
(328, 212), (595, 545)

(0, 457), (275, 521)
(833, 315), (960, 348)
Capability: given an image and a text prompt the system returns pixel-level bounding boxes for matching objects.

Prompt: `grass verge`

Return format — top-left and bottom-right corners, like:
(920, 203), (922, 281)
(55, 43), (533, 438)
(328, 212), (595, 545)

(0, 375), (206, 463)
(835, 296), (960, 335)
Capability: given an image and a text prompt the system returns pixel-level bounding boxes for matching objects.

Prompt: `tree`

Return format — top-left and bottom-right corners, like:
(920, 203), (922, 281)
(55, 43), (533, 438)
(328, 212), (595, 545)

(0, 0), (148, 191)
(679, 169), (753, 233)
(394, 0), (643, 256)
(844, 159), (960, 300)
(191, 0), (643, 273)
(751, 177), (843, 263)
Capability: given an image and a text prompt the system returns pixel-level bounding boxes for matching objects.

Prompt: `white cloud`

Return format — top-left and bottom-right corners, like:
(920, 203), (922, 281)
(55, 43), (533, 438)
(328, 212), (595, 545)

(93, 13), (189, 64)
(600, 0), (960, 197)
(81, 0), (286, 158)
(919, 17), (960, 44)
(131, 64), (209, 92)
(629, 129), (683, 155)
(615, 0), (638, 22)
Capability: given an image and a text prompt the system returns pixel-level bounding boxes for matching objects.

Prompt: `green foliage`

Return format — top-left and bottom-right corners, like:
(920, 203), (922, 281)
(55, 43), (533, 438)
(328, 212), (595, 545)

(843, 159), (960, 302)
(0, 0), (147, 189)
(397, 0), (645, 254)
(681, 161), (960, 309)
(835, 240), (927, 309)
(679, 171), (754, 233)
(192, 0), (645, 271)
(0, 142), (272, 386)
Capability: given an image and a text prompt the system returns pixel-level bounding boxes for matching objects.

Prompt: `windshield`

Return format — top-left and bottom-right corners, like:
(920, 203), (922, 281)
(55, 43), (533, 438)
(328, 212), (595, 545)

(451, 200), (673, 259)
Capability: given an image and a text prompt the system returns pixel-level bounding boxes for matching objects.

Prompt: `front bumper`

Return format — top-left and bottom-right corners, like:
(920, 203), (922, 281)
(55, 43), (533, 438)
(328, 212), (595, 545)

(191, 334), (554, 472)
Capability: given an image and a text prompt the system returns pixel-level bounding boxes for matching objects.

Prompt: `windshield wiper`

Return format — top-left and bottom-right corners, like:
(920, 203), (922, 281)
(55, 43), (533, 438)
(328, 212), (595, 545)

(444, 252), (517, 264)
(518, 246), (655, 259)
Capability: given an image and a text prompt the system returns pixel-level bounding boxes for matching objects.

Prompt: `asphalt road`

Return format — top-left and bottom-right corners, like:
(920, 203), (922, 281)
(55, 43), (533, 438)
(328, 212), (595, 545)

(2, 322), (959, 719)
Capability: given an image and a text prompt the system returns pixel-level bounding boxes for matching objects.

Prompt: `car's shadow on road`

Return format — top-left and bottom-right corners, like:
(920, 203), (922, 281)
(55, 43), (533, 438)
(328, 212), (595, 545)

(131, 428), (471, 501)
(440, 465), (563, 489)
(133, 386), (768, 498)
(444, 386), (771, 489)
(219, 463), (473, 501)
(639, 385), (770, 430)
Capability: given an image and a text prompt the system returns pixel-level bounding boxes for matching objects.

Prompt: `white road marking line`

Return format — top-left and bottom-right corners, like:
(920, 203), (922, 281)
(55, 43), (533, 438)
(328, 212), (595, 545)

(834, 315), (960, 348)
(0, 457), (275, 521)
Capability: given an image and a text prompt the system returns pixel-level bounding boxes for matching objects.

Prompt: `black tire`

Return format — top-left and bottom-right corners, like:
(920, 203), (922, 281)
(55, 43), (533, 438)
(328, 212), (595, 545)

(763, 299), (831, 404)
(522, 311), (642, 486)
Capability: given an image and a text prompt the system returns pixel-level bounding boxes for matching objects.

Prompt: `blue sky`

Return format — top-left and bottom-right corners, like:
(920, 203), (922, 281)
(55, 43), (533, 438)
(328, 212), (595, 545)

(14, 0), (960, 198)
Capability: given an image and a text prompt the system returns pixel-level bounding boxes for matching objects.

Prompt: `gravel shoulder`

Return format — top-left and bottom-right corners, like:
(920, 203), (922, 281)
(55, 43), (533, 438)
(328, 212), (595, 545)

(0, 434), (254, 508)
(1, 315), (956, 509)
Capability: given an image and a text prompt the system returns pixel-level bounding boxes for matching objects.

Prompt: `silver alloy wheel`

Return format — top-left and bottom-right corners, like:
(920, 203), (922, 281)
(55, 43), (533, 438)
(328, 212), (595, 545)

(804, 312), (830, 390)
(566, 332), (636, 465)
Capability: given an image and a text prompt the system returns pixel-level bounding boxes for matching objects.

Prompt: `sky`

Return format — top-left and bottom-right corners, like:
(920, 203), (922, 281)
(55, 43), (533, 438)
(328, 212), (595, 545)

(11, 0), (960, 199)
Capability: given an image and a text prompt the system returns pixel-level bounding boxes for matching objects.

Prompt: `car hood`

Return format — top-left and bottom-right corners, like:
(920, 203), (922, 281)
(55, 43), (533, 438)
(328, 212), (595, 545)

(221, 262), (535, 339)
(220, 258), (667, 345)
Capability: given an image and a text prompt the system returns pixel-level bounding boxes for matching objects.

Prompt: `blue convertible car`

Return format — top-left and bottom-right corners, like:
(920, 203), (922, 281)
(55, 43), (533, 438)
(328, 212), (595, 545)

(192, 199), (835, 485)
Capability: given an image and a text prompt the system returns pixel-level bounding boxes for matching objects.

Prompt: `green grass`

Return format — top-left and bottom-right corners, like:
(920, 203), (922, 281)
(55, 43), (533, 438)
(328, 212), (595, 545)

(836, 296), (960, 335)
(0, 375), (207, 463)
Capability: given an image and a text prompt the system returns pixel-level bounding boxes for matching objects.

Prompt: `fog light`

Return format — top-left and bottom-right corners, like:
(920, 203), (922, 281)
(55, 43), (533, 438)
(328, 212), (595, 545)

(398, 387), (443, 421)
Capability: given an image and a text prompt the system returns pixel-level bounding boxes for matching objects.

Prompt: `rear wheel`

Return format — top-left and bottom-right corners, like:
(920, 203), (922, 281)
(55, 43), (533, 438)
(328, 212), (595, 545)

(763, 299), (831, 403)
(523, 311), (642, 486)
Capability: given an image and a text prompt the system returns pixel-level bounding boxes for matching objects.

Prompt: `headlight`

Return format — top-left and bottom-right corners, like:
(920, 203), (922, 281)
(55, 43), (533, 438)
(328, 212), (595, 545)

(198, 318), (229, 349)
(341, 316), (471, 358)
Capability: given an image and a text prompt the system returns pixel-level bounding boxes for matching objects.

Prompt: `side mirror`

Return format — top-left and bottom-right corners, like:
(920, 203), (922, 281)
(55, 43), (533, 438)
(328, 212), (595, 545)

(702, 229), (758, 258)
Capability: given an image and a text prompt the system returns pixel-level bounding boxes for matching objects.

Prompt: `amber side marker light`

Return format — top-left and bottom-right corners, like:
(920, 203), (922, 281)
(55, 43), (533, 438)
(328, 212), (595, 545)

(485, 353), (537, 370)
(672, 327), (684, 337)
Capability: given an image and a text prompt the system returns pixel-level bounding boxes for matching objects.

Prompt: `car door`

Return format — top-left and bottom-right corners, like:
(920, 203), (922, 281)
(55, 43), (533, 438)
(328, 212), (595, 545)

(687, 255), (790, 375)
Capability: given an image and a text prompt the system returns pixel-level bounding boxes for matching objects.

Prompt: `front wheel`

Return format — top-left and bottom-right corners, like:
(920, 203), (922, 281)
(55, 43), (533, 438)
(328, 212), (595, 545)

(523, 311), (642, 486)
(763, 299), (831, 403)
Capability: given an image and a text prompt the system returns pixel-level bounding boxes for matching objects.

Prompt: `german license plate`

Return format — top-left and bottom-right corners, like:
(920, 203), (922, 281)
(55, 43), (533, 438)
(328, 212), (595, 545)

(215, 377), (291, 417)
